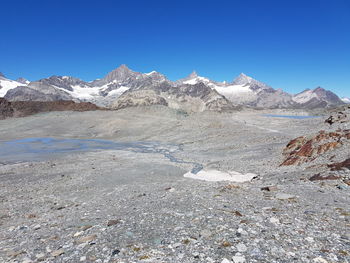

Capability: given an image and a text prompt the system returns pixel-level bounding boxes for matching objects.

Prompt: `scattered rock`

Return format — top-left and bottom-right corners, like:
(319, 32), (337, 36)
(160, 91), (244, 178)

(80, 225), (93, 231)
(107, 219), (121, 226)
(313, 257), (328, 263)
(200, 229), (212, 238)
(261, 185), (278, 191)
(232, 255), (246, 263)
(7, 250), (24, 257)
(22, 257), (33, 263)
(328, 158), (350, 171)
(337, 184), (348, 190)
(236, 243), (247, 252)
(51, 249), (65, 257)
(269, 217), (280, 224)
(33, 224), (41, 230)
(75, 234), (97, 244)
(35, 253), (45, 260)
(309, 174), (340, 181)
(275, 193), (296, 200)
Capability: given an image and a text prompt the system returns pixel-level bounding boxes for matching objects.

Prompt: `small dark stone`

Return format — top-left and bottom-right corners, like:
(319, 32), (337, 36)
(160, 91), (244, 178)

(261, 186), (278, 191)
(107, 219), (121, 226)
(112, 249), (120, 256)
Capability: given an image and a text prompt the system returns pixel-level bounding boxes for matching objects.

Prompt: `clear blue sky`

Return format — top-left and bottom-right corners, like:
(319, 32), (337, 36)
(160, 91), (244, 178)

(1, 0), (349, 97)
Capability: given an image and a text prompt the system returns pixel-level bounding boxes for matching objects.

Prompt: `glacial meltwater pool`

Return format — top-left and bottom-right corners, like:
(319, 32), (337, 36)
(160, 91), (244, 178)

(0, 137), (203, 173)
(263, 114), (320, 119)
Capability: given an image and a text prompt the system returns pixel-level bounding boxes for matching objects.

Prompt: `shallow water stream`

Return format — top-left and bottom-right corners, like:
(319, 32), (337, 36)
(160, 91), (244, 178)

(263, 114), (320, 119)
(0, 137), (203, 173)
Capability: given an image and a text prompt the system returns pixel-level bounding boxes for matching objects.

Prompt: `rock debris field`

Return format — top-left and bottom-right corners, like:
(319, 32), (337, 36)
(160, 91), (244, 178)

(0, 106), (349, 263)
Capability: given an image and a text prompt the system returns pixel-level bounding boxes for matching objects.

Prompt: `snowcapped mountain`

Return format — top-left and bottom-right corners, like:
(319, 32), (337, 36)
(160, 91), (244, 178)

(177, 72), (294, 108)
(0, 75), (28, 98)
(0, 66), (345, 111)
(341, 97), (350, 104)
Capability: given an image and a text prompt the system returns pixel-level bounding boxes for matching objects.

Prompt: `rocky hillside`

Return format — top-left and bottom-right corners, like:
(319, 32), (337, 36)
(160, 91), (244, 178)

(0, 65), (346, 111)
(281, 105), (350, 183)
(292, 87), (345, 109)
(112, 82), (236, 113)
(0, 98), (14, 119)
(0, 98), (102, 119)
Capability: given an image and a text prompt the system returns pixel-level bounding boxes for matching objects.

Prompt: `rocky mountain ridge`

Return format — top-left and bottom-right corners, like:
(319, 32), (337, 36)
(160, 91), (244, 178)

(0, 98), (102, 119)
(0, 65), (346, 112)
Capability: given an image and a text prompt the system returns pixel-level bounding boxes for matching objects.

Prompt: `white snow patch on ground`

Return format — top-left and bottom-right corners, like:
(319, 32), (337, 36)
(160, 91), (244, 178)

(184, 169), (257, 182)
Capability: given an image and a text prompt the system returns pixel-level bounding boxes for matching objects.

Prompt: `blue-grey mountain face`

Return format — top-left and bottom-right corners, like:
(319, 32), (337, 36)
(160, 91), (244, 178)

(0, 65), (345, 111)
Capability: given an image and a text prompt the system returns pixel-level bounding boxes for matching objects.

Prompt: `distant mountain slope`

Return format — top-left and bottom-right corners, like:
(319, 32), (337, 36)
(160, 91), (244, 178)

(0, 65), (346, 111)
(112, 82), (236, 112)
(293, 87), (345, 108)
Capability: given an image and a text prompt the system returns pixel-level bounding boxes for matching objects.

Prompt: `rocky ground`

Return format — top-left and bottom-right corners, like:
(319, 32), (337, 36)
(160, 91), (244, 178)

(0, 106), (349, 263)
(0, 98), (102, 119)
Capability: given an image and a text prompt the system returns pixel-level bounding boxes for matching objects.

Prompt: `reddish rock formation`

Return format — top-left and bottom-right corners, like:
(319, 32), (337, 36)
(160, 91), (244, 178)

(281, 130), (349, 166)
(328, 158), (350, 171)
(309, 173), (340, 181)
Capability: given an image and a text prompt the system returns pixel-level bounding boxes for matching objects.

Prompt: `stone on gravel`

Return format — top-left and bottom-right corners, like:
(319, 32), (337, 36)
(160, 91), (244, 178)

(236, 243), (247, 252)
(35, 253), (45, 260)
(51, 249), (65, 257)
(232, 255), (246, 263)
(200, 229), (212, 238)
(275, 193), (296, 200)
(107, 219), (120, 226)
(261, 185), (278, 191)
(313, 257), (328, 263)
(75, 234), (97, 244)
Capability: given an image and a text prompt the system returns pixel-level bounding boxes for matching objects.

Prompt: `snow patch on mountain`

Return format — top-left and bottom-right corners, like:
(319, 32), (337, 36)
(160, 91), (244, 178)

(342, 97), (350, 104)
(292, 89), (317, 104)
(0, 78), (25, 97)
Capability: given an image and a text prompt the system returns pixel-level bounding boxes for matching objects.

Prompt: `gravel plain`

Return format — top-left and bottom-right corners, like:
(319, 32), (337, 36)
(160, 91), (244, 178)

(0, 106), (349, 263)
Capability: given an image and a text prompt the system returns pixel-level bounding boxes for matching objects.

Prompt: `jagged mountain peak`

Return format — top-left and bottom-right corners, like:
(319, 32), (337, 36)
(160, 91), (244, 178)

(188, 71), (198, 79)
(314, 86), (325, 91)
(0, 72), (6, 78)
(16, 77), (30, 84)
(109, 64), (134, 75)
(292, 86), (344, 107)
(232, 73), (253, 85)
(102, 64), (140, 84)
(177, 71), (211, 85)
(232, 73), (273, 94)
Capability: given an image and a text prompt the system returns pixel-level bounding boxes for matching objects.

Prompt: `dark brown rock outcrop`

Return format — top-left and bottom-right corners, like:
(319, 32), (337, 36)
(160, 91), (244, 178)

(280, 130), (348, 166)
(0, 98), (14, 119)
(0, 98), (102, 119)
(328, 158), (350, 171)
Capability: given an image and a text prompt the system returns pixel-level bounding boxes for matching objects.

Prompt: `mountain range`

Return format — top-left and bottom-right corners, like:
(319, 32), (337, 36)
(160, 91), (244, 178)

(0, 65), (346, 112)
